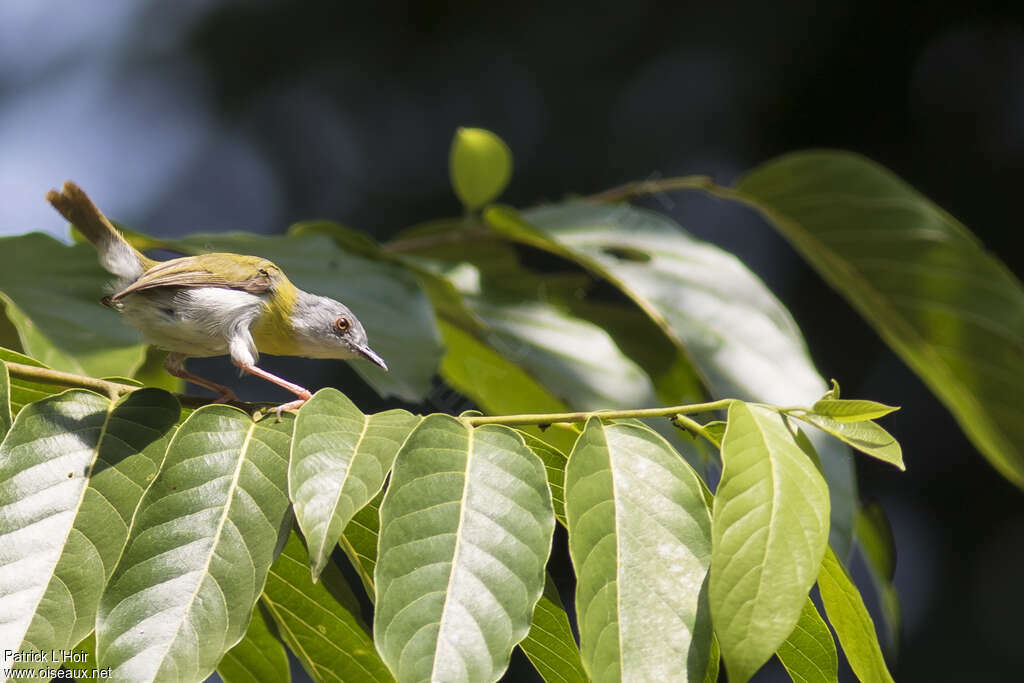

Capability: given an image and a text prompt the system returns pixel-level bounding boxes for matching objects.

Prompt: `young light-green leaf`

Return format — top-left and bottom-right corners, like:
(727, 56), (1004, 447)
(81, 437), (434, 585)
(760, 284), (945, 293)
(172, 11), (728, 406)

(566, 419), (713, 681)
(289, 388), (420, 580)
(776, 598), (839, 683)
(262, 532), (392, 682)
(520, 431), (569, 526)
(711, 402), (830, 683)
(374, 416), (555, 682)
(795, 413), (904, 470)
(217, 603), (291, 683)
(811, 399), (899, 422)
(818, 546), (894, 683)
(518, 573), (587, 683)
(0, 389), (176, 663)
(96, 405), (294, 682)
(449, 127), (513, 209)
(736, 151), (1024, 488)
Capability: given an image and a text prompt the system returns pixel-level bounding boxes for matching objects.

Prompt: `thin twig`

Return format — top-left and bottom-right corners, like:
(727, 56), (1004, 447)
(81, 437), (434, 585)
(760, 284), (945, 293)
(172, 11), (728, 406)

(463, 400), (734, 427)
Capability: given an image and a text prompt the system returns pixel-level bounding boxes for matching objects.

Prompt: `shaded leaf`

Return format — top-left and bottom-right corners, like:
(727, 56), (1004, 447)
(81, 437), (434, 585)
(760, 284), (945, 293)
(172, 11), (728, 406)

(96, 405), (294, 682)
(217, 603), (291, 683)
(492, 203), (857, 555)
(519, 573), (587, 683)
(0, 360), (9, 438)
(566, 419), (713, 681)
(374, 416), (555, 682)
(338, 488), (384, 600)
(262, 532), (392, 682)
(176, 232), (442, 402)
(520, 431), (569, 526)
(776, 598), (839, 683)
(0, 348), (76, 415)
(856, 505), (901, 650)
(811, 399), (899, 422)
(0, 389), (176, 661)
(0, 233), (147, 378)
(736, 151), (1024, 487)
(290, 388), (419, 580)
(710, 402), (830, 683)
(795, 413), (904, 470)
(450, 127), (513, 209)
(817, 546), (894, 683)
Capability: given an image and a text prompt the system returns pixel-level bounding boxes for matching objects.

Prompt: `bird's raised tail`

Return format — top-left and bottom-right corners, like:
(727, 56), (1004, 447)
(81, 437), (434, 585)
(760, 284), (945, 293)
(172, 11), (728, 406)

(46, 181), (155, 281)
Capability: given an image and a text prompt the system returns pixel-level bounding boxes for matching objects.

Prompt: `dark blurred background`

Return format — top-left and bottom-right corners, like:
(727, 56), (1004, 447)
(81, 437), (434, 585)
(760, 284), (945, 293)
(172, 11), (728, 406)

(3, 1), (1022, 680)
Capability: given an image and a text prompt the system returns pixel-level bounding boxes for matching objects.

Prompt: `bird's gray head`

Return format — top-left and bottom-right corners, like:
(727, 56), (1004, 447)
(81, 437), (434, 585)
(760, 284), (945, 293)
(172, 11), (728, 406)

(291, 292), (388, 370)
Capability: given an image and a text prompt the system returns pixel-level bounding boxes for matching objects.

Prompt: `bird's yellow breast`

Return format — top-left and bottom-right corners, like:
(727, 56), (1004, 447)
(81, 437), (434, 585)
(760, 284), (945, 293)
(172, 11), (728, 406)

(250, 278), (304, 356)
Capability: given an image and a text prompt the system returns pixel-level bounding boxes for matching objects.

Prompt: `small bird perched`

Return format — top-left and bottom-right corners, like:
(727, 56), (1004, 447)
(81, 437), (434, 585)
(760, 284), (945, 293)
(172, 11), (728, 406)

(46, 181), (387, 415)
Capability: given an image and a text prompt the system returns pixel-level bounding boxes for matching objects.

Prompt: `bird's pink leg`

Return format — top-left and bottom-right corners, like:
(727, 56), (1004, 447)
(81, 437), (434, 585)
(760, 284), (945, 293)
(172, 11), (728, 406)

(235, 362), (313, 417)
(164, 353), (238, 403)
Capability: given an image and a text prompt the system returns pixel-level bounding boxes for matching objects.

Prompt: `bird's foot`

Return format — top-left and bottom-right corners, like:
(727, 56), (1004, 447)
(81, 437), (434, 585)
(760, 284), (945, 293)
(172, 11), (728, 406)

(272, 396), (309, 420)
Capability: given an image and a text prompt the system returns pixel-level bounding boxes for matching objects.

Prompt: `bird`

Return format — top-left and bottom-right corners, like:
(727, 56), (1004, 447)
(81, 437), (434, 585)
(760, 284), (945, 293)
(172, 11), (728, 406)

(46, 181), (387, 416)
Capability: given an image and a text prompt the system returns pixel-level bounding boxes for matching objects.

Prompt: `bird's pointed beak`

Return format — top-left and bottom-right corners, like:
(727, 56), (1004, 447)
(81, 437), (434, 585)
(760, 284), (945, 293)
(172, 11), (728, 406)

(355, 344), (388, 371)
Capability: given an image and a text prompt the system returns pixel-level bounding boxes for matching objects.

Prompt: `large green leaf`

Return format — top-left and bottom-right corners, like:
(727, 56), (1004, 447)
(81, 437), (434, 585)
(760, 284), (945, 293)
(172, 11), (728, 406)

(565, 419), (713, 681)
(289, 388), (420, 580)
(710, 402), (830, 683)
(0, 234), (147, 378)
(776, 598), (839, 683)
(519, 573), (587, 683)
(0, 389), (174, 659)
(374, 416), (555, 682)
(262, 532), (392, 682)
(817, 546), (893, 683)
(491, 203), (856, 554)
(217, 603), (290, 683)
(735, 151), (1024, 486)
(175, 232), (442, 402)
(96, 405), (294, 682)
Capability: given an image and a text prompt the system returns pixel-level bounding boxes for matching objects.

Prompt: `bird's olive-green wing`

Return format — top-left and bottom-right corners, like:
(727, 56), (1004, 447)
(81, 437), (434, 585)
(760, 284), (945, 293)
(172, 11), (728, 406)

(110, 253), (281, 300)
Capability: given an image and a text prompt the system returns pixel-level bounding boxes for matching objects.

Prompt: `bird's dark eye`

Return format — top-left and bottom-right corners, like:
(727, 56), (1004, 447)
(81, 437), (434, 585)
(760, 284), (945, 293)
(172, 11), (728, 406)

(258, 268), (269, 277)
(335, 317), (350, 332)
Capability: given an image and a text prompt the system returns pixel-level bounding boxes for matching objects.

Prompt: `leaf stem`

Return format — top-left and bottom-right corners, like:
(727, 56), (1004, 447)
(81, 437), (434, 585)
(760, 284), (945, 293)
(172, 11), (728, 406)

(464, 399), (734, 427)
(6, 361), (138, 399)
(584, 174), (729, 203)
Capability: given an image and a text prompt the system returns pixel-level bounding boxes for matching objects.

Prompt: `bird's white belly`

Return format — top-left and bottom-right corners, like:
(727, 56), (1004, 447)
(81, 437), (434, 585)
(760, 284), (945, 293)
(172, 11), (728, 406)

(118, 287), (265, 358)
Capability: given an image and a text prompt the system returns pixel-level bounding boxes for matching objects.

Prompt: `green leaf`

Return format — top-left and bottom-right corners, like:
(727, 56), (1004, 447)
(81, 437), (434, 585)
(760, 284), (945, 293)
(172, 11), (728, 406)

(290, 388), (420, 580)
(817, 546), (894, 683)
(0, 233), (148, 378)
(519, 573), (587, 683)
(218, 603), (291, 683)
(704, 636), (720, 683)
(175, 232), (443, 402)
(855, 505), (900, 649)
(96, 405), (294, 682)
(735, 151), (1024, 487)
(776, 598), (839, 683)
(794, 413), (904, 470)
(492, 203), (857, 555)
(710, 402), (830, 683)
(565, 419), (713, 681)
(0, 389), (176, 657)
(520, 431), (569, 526)
(437, 319), (577, 453)
(449, 127), (513, 209)
(338, 488), (384, 600)
(811, 399), (899, 422)
(374, 416), (555, 682)
(262, 532), (392, 682)
(0, 359), (9, 438)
